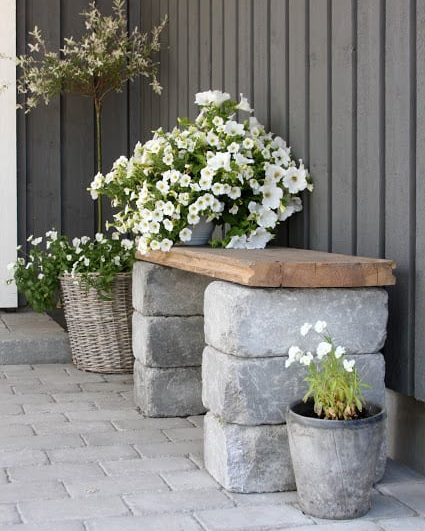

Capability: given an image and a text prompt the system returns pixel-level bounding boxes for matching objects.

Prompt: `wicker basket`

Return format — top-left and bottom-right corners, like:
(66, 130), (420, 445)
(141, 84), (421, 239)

(60, 272), (133, 373)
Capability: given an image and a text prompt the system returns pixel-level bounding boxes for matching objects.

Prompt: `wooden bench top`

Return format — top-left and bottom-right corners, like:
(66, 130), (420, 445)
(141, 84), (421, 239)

(136, 247), (396, 288)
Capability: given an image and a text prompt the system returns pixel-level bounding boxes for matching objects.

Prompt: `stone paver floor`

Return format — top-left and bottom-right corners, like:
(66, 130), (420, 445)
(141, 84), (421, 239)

(0, 364), (423, 530)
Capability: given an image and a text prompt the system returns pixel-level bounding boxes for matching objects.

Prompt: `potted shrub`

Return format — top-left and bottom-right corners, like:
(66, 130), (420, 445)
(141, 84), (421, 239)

(91, 90), (313, 252)
(9, 1), (167, 372)
(8, 232), (136, 373)
(285, 321), (386, 519)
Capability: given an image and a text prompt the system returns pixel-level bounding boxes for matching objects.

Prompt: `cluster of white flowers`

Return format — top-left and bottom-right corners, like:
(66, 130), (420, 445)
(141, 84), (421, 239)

(90, 91), (313, 254)
(286, 320), (355, 373)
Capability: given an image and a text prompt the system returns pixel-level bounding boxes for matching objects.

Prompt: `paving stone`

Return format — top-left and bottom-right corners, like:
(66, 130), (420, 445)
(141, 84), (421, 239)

(19, 495), (129, 522)
(132, 313), (204, 367)
(204, 282), (388, 357)
(102, 456), (197, 476)
(204, 412), (295, 493)
(0, 480), (68, 502)
(51, 392), (124, 403)
(33, 421), (116, 435)
(0, 387), (16, 396)
(378, 481), (425, 514)
(85, 514), (202, 531)
(379, 459), (425, 485)
(195, 503), (312, 530)
(0, 522), (86, 531)
(134, 360), (205, 417)
(188, 415), (205, 428)
(125, 488), (233, 515)
(282, 522), (380, 531)
(0, 393), (55, 405)
(39, 374), (105, 384)
(0, 335), (71, 365)
(48, 444), (138, 464)
(378, 517), (425, 530)
(161, 470), (219, 490)
(0, 413), (68, 425)
(134, 440), (203, 458)
(163, 427), (204, 442)
(0, 449), (48, 468)
(0, 433), (84, 451)
(0, 424), (34, 438)
(0, 365), (34, 374)
(65, 410), (143, 422)
(82, 429), (168, 446)
(132, 262), (210, 316)
(8, 463), (106, 482)
(22, 402), (98, 414)
(0, 504), (21, 525)
(113, 417), (193, 431)
(13, 383), (81, 394)
(93, 401), (137, 411)
(203, 347), (386, 424)
(226, 491), (299, 506)
(79, 382), (132, 392)
(189, 452), (205, 469)
(64, 473), (168, 497)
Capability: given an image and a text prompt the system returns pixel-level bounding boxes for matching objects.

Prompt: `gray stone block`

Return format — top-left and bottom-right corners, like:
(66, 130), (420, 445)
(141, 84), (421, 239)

(133, 360), (206, 417)
(132, 312), (204, 367)
(202, 347), (386, 425)
(132, 262), (211, 316)
(204, 412), (295, 493)
(204, 282), (388, 357)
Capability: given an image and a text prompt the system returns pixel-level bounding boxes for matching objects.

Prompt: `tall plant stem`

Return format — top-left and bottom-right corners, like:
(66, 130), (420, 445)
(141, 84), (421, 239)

(95, 99), (103, 234)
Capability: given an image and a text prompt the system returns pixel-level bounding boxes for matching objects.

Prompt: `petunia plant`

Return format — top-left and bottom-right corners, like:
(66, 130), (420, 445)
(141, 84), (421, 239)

(90, 90), (313, 253)
(286, 321), (369, 420)
(7, 231), (135, 313)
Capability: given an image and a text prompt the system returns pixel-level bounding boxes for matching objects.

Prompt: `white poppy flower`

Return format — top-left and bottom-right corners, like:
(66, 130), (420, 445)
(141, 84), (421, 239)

(316, 341), (332, 359)
(335, 346), (346, 359)
(343, 359), (356, 373)
(314, 320), (327, 333)
(300, 323), (312, 336)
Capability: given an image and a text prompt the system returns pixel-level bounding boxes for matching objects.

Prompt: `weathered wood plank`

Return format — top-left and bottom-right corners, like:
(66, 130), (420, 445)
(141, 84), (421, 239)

(188, 0), (200, 119)
(223, 0), (238, 99)
(252, 0), (269, 128)
(385, 0), (415, 395)
(356, 0), (383, 258)
(331, 0), (355, 254)
(308, 0), (330, 252)
(199, 0), (212, 91)
(26, 0), (61, 237)
(128, 0), (142, 150)
(237, 0), (252, 103)
(136, 247), (396, 288)
(61, 0), (94, 238)
(167, 0), (179, 129)
(141, 0), (153, 141)
(150, 0), (162, 131)
(288, 0), (308, 248)
(211, 0), (224, 89)
(177, 0), (189, 117)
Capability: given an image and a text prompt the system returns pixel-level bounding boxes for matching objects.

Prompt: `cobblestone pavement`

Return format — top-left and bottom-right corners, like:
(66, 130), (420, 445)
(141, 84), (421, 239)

(0, 364), (423, 530)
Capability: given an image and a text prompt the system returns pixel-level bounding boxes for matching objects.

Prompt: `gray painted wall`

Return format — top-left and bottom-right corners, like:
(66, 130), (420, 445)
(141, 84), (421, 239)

(17, 0), (425, 401)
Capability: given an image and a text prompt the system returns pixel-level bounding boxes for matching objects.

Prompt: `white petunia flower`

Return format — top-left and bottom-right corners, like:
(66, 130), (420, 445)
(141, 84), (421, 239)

(211, 182), (225, 196)
(316, 341), (332, 359)
(212, 115), (224, 127)
(156, 180), (170, 195)
(314, 320), (327, 334)
(226, 234), (248, 249)
(261, 184), (283, 210)
(228, 187), (241, 200)
(243, 137), (255, 150)
(95, 233), (104, 242)
(150, 240), (161, 251)
(37, 273), (44, 280)
(224, 120), (245, 137)
(179, 227), (192, 242)
(246, 227), (273, 248)
(236, 93), (253, 113)
(258, 209), (278, 229)
(180, 174), (191, 187)
(207, 152), (232, 172)
(227, 142), (240, 154)
(195, 90), (231, 107)
(31, 237), (42, 246)
(234, 153), (254, 165)
(188, 213), (201, 225)
(149, 221), (160, 234)
(300, 323), (312, 336)
(121, 239), (134, 250)
(229, 205), (239, 215)
(265, 164), (285, 182)
(335, 346), (346, 359)
(282, 166), (308, 194)
(160, 238), (173, 252)
(112, 232), (120, 240)
(84, 257), (90, 267)
(343, 359), (356, 373)
(113, 256), (121, 266)
(163, 219), (174, 232)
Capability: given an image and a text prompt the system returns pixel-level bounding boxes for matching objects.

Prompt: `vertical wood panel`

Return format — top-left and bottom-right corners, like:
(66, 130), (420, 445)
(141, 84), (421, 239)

(141, 0), (153, 141)
(288, 0), (308, 248)
(237, 0), (252, 103)
(385, 0), (415, 395)
(223, 0), (238, 99)
(331, 0), (355, 254)
(188, 0), (200, 119)
(61, 0), (94, 238)
(26, 0), (61, 237)
(178, 0), (189, 117)
(128, 0), (142, 150)
(308, 0), (330, 252)
(211, 0), (224, 89)
(159, 0), (169, 131)
(252, 0), (269, 127)
(356, 0), (383, 258)
(167, 0), (179, 129)
(416, 0), (425, 400)
(150, 0), (161, 131)
(199, 0), (212, 91)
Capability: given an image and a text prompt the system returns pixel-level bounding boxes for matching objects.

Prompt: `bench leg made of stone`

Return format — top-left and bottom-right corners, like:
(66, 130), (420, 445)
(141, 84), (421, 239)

(202, 281), (388, 493)
(132, 262), (211, 417)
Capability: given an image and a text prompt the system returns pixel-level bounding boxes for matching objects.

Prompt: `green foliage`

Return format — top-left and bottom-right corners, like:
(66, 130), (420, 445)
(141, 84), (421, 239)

(16, 0), (167, 112)
(8, 231), (135, 313)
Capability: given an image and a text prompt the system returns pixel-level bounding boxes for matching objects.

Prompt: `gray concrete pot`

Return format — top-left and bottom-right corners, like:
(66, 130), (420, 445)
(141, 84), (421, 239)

(287, 400), (386, 520)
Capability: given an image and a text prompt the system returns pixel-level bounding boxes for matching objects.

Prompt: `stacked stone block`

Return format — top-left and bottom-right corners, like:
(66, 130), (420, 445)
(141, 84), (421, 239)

(132, 262), (211, 417)
(202, 281), (389, 493)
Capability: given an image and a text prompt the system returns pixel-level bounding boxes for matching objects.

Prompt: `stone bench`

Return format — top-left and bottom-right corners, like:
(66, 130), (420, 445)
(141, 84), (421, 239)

(132, 247), (396, 493)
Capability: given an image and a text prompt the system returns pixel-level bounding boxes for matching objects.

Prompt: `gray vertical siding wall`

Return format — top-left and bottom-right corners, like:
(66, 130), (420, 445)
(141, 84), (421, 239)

(16, 0), (424, 401)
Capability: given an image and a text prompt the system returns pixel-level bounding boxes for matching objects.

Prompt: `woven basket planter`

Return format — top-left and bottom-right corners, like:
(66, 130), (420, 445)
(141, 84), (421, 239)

(60, 272), (133, 373)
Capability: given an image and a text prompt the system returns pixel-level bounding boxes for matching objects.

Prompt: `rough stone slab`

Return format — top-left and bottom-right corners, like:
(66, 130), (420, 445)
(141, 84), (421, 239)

(204, 412), (295, 493)
(132, 262), (211, 316)
(204, 282), (388, 357)
(202, 347), (386, 425)
(132, 312), (204, 367)
(133, 360), (205, 417)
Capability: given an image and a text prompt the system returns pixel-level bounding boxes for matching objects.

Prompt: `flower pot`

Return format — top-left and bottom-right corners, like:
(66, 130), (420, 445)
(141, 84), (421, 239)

(287, 400), (386, 520)
(60, 272), (133, 373)
(186, 218), (215, 246)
